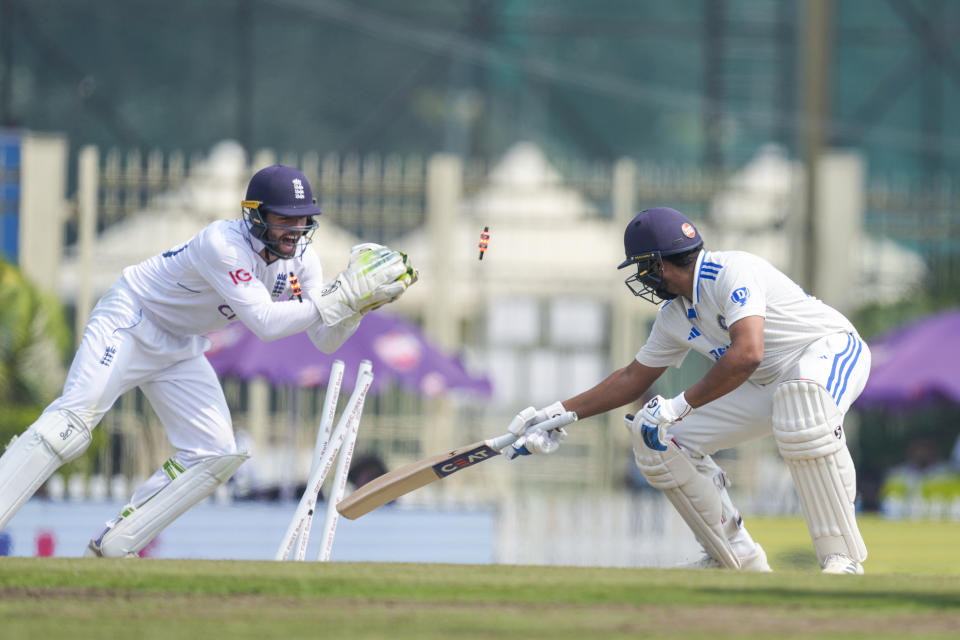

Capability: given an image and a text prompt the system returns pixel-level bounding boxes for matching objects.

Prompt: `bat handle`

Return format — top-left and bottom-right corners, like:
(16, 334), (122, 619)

(487, 411), (578, 452)
(488, 432), (520, 452)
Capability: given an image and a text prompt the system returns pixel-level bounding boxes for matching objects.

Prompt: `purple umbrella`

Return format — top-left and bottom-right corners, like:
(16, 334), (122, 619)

(205, 311), (492, 397)
(857, 308), (960, 409)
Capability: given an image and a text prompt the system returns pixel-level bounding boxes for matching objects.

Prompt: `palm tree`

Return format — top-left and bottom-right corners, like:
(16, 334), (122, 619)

(0, 259), (72, 441)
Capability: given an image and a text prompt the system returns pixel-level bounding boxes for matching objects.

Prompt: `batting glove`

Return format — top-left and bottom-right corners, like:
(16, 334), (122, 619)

(504, 427), (568, 460)
(624, 413), (666, 452)
(624, 393), (691, 452)
(507, 401), (568, 436)
(639, 393), (691, 427)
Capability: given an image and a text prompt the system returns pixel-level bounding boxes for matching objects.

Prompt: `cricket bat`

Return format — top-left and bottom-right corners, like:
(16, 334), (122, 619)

(336, 411), (577, 519)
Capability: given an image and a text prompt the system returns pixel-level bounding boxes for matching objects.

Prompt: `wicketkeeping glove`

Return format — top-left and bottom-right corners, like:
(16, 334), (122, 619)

(314, 244), (418, 326)
(355, 249), (418, 315)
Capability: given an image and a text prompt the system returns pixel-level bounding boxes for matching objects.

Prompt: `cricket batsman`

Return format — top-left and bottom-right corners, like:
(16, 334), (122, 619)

(0, 165), (417, 557)
(506, 206), (870, 574)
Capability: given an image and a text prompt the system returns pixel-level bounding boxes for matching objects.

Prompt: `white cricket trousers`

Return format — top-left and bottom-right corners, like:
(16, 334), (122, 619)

(45, 278), (237, 505)
(669, 332), (872, 456)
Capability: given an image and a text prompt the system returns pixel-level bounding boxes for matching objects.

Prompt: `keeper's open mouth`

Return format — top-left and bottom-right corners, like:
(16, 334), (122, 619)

(277, 234), (299, 253)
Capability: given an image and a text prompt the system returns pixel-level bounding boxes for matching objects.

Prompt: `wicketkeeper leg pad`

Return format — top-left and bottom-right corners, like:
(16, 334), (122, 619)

(631, 431), (741, 569)
(0, 409), (91, 530)
(89, 452), (248, 557)
(773, 379), (867, 565)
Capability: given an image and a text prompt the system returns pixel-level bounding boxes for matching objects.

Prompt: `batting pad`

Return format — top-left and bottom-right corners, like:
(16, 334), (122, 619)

(773, 379), (867, 565)
(632, 433), (741, 569)
(95, 453), (248, 557)
(0, 409), (91, 531)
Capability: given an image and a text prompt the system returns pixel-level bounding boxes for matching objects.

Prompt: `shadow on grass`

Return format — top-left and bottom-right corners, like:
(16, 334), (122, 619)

(693, 585), (960, 610)
(772, 546), (819, 570)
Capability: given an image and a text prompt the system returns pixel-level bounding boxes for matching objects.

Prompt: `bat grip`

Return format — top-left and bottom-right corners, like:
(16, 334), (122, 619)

(488, 432), (520, 452)
(488, 410), (578, 452)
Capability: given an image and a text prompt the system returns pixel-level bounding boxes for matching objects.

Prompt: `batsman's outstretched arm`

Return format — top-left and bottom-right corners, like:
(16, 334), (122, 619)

(562, 360), (666, 420)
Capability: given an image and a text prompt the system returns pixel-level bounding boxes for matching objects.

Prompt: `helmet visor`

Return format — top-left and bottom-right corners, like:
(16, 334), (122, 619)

(620, 252), (675, 304)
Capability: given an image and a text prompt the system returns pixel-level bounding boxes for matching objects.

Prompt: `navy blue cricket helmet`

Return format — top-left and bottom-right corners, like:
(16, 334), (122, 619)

(242, 165), (322, 259)
(617, 207), (703, 304)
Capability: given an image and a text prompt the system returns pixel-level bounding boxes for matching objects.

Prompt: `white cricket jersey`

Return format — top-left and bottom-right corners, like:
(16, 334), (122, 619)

(636, 249), (856, 385)
(122, 219), (336, 342)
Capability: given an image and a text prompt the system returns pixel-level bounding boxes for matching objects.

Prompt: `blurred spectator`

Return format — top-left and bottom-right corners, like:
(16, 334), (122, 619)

(35, 530), (55, 557)
(891, 435), (951, 478)
(880, 434), (960, 516)
(347, 454), (387, 490)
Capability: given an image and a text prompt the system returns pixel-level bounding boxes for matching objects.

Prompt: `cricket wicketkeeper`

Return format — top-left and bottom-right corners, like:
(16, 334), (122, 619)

(506, 206), (870, 575)
(0, 164), (417, 557)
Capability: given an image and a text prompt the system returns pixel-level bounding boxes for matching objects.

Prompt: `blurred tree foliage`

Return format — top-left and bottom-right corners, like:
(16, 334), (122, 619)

(853, 292), (958, 341)
(0, 259), (72, 444)
(10, 0), (960, 185)
(852, 252), (960, 340)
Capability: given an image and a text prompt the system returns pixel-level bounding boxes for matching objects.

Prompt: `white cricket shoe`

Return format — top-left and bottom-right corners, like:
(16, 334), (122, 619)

(82, 539), (102, 558)
(681, 543), (771, 572)
(821, 554), (864, 575)
(83, 538), (138, 558)
(83, 516), (138, 558)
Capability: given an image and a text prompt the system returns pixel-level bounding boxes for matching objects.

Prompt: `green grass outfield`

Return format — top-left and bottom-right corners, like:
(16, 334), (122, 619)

(1, 515), (957, 640)
(749, 514), (960, 575)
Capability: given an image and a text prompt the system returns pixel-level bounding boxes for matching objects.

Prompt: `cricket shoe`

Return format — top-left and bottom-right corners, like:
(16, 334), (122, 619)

(83, 539), (104, 558)
(681, 543), (771, 572)
(83, 520), (113, 557)
(83, 537), (138, 559)
(821, 554), (863, 575)
(82, 511), (138, 558)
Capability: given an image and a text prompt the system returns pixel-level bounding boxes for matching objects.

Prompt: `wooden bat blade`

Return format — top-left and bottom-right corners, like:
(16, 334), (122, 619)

(336, 439), (503, 520)
(336, 411), (576, 520)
